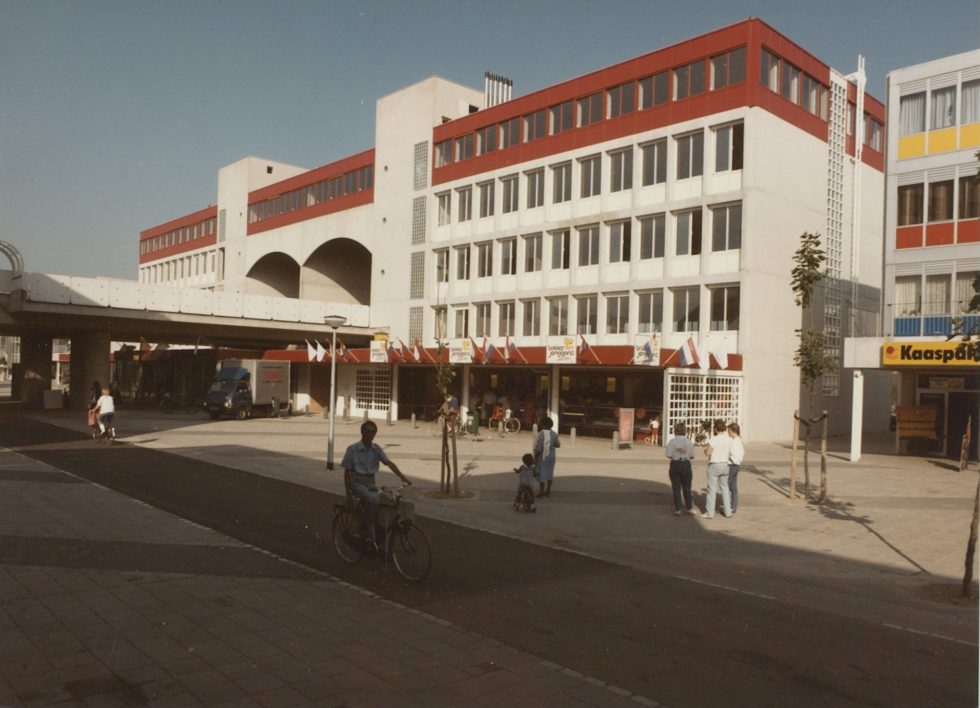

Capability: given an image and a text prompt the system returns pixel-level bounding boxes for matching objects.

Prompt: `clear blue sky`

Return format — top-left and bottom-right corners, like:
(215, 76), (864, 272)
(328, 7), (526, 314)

(1, 0), (977, 279)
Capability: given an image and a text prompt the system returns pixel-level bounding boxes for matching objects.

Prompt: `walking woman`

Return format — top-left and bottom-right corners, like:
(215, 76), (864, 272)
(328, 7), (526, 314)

(533, 416), (560, 497)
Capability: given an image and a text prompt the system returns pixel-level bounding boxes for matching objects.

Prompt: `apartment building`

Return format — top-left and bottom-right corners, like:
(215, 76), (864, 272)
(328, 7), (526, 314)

(137, 19), (886, 440)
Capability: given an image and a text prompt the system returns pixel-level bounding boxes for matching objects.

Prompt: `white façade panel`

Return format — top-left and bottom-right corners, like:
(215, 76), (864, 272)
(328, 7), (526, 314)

(25, 273), (71, 303)
(69, 277), (110, 307)
(271, 297), (300, 322)
(349, 304), (370, 327)
(243, 294), (273, 320)
(110, 280), (146, 310)
(212, 291), (243, 318)
(180, 288), (213, 316)
(145, 285), (181, 312)
(299, 299), (327, 324)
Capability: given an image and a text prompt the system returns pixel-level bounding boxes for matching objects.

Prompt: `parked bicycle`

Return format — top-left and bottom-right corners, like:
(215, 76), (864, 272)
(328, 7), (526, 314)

(332, 481), (432, 581)
(488, 408), (521, 434)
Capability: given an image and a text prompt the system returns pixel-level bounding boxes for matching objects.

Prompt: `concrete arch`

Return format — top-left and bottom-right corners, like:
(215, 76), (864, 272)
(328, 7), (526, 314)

(301, 238), (371, 305)
(0, 241), (25, 273)
(245, 252), (300, 298)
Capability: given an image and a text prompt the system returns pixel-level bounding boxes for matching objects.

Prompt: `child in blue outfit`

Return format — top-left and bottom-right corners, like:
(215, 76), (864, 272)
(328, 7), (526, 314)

(513, 453), (537, 513)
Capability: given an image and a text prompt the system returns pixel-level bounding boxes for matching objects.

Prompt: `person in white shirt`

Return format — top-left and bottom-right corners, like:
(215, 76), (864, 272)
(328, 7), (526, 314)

(727, 422), (745, 515)
(702, 419), (733, 518)
(94, 388), (115, 435)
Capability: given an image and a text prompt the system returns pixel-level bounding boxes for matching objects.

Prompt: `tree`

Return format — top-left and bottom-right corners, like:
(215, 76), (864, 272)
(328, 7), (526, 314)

(433, 341), (461, 497)
(789, 232), (836, 502)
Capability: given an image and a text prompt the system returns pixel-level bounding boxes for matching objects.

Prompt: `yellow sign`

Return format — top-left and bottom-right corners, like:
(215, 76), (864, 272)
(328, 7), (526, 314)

(881, 341), (980, 367)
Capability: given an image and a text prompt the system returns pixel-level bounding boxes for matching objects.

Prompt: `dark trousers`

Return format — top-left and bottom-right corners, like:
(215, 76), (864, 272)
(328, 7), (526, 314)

(668, 459), (694, 511)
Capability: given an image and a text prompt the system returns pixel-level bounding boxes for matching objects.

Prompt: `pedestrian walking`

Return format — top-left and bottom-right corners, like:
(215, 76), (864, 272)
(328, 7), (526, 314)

(728, 422), (744, 514)
(702, 419), (733, 519)
(533, 416), (560, 497)
(665, 422), (697, 515)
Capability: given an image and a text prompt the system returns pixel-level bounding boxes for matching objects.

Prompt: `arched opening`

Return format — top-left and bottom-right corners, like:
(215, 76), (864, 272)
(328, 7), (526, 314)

(301, 238), (372, 305)
(245, 252), (300, 298)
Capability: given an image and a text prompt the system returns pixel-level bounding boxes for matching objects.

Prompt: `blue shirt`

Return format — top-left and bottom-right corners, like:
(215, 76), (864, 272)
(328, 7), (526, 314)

(341, 441), (391, 478)
(665, 435), (695, 461)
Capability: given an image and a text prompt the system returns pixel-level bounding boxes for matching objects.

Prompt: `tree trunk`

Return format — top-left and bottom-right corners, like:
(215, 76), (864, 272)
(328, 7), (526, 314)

(963, 477), (979, 598)
(790, 412), (799, 500)
(450, 426), (460, 497)
(819, 411), (828, 503)
(440, 425), (449, 494)
(803, 425), (811, 502)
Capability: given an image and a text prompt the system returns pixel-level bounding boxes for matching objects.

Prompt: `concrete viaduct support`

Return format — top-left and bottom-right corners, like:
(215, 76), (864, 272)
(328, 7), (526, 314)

(68, 331), (111, 410)
(16, 333), (53, 406)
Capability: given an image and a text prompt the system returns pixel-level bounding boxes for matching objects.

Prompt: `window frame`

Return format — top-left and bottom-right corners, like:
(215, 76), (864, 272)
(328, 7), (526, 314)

(552, 161), (572, 203)
(501, 175), (519, 213)
(575, 294), (598, 335)
(639, 213), (665, 260)
(710, 286), (740, 331)
(526, 169), (545, 209)
(610, 148), (634, 192)
(580, 155), (602, 198)
(476, 241), (494, 278)
(522, 298), (540, 336)
(548, 296), (569, 336)
(499, 237), (517, 276)
(551, 229), (571, 270)
(605, 292), (630, 334)
(637, 290), (664, 333)
(577, 225), (600, 267)
(676, 130), (704, 180)
(455, 245), (470, 280)
(523, 232), (543, 273)
(675, 208), (703, 256)
(711, 202), (742, 252)
(672, 287), (701, 333)
(456, 186), (472, 222)
(608, 220), (632, 264)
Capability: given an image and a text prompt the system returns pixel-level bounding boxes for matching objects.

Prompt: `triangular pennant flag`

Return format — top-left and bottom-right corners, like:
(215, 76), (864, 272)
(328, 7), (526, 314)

(306, 340), (316, 363)
(316, 341), (327, 363)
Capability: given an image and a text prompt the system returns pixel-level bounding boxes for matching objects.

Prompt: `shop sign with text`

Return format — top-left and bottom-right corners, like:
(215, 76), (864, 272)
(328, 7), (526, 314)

(882, 340), (980, 367)
(546, 336), (576, 365)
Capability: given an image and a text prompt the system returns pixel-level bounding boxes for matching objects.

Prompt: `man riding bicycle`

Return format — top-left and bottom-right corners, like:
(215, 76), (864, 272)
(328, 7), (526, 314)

(340, 420), (411, 542)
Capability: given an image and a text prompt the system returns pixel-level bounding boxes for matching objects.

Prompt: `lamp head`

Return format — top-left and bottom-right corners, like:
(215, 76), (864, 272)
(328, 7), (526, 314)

(324, 315), (347, 329)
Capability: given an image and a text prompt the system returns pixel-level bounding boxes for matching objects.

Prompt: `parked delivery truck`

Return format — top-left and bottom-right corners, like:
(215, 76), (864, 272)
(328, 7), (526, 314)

(205, 359), (291, 420)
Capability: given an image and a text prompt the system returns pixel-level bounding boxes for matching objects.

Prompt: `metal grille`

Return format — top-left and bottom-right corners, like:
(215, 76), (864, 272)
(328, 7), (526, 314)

(410, 251), (424, 299)
(822, 74), (848, 396)
(409, 306), (423, 343)
(664, 371), (743, 440)
(412, 196), (426, 245)
(413, 141), (429, 190)
(355, 368), (391, 413)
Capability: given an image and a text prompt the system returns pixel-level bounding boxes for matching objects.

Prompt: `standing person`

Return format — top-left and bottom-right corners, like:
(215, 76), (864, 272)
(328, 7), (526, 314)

(513, 453), (537, 512)
(649, 414), (662, 445)
(340, 420), (411, 541)
(88, 381), (101, 411)
(702, 419), (733, 519)
(533, 416), (560, 497)
(665, 422), (697, 515)
(727, 422), (744, 515)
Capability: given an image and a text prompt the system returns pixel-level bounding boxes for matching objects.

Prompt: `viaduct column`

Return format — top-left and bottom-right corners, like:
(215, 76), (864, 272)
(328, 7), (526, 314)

(17, 334), (53, 406)
(68, 331), (111, 410)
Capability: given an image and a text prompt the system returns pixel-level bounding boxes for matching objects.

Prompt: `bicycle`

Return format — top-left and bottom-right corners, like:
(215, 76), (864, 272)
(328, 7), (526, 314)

(488, 410), (521, 434)
(332, 481), (432, 581)
(430, 413), (462, 437)
(92, 416), (116, 445)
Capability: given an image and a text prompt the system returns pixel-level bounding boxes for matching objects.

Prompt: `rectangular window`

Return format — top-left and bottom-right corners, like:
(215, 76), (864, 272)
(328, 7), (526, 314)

(760, 49), (779, 92)
(898, 184), (924, 226)
(523, 233), (543, 273)
(714, 123), (744, 172)
(498, 301), (515, 337)
(711, 203), (742, 251)
(928, 180), (954, 222)
(781, 62), (800, 104)
(672, 287), (700, 332)
(931, 87), (956, 129)
(548, 296), (568, 335)
(676, 131), (704, 179)
(606, 293), (629, 334)
(500, 117), (520, 148)
(580, 155), (601, 197)
(955, 271), (979, 314)
(435, 249), (449, 283)
(525, 109), (547, 141)
(675, 209), (703, 256)
(578, 92), (603, 127)
(576, 295), (598, 335)
(608, 220), (632, 263)
(437, 192), (451, 225)
(710, 286), (740, 331)
(578, 225), (600, 266)
(434, 306), (447, 341)
(924, 274), (950, 315)
(962, 80), (980, 125)
(641, 139), (667, 186)
(522, 298), (540, 336)
(551, 229), (570, 270)
(866, 117), (883, 151)
(639, 71), (669, 109)
(500, 237), (517, 275)
(802, 74), (819, 114)
(435, 140), (452, 168)
(552, 162), (572, 203)
(526, 169), (544, 208)
(674, 64), (689, 100)
(607, 81), (635, 118)
(894, 275), (921, 316)
(610, 148), (633, 192)
(476, 241), (493, 278)
(638, 291), (664, 333)
(455, 246), (470, 280)
(454, 308), (470, 339)
(475, 302), (491, 337)
(502, 175), (519, 213)
(457, 186), (472, 222)
(639, 214), (665, 259)
(550, 100), (574, 134)
(960, 175), (980, 219)
(455, 134), (474, 161)
(899, 93), (926, 136)
(477, 125), (496, 155)
(479, 181), (495, 218)
(711, 47), (745, 89)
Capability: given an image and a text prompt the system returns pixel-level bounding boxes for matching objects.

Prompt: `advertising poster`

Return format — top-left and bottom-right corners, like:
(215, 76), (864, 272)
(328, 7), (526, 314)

(546, 336), (576, 364)
(449, 339), (474, 364)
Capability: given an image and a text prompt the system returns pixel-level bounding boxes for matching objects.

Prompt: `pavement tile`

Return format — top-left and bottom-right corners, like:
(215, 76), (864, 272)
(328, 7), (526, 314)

(253, 684), (310, 707)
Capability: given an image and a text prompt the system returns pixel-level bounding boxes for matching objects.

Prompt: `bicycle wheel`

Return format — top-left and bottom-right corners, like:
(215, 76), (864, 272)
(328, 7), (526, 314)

(504, 417), (520, 434)
(389, 520), (431, 581)
(332, 508), (363, 564)
(431, 416), (444, 437)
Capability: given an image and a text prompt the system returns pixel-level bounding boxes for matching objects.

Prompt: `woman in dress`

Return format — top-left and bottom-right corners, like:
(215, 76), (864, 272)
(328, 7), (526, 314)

(533, 416), (560, 497)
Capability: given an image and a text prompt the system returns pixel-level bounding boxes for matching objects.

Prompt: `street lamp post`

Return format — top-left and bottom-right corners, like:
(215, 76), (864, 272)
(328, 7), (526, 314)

(324, 314), (347, 470)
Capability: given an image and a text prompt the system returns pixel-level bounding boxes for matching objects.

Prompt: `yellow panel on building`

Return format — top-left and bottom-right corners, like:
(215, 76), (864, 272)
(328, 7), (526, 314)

(882, 340), (980, 367)
(927, 127), (957, 153)
(960, 122), (980, 149)
(898, 134), (926, 159)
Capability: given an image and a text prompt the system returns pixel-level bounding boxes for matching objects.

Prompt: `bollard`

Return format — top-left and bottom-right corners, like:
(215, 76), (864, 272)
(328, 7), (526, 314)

(570, 427), (576, 446)
(363, 409), (369, 422)
(386, 408), (393, 426)
(532, 423), (538, 436)
(304, 404), (310, 417)
(498, 421), (504, 439)
(411, 413), (417, 429)
(612, 430), (619, 450)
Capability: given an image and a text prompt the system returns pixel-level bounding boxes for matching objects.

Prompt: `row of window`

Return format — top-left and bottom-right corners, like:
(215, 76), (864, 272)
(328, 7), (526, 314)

(897, 175), (980, 226)
(246, 165), (374, 225)
(435, 47), (746, 167)
(140, 216), (216, 256)
(139, 250), (220, 284)
(893, 271), (979, 317)
(434, 285), (740, 340)
(435, 203), (741, 282)
(436, 123), (743, 225)
(898, 79), (980, 136)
